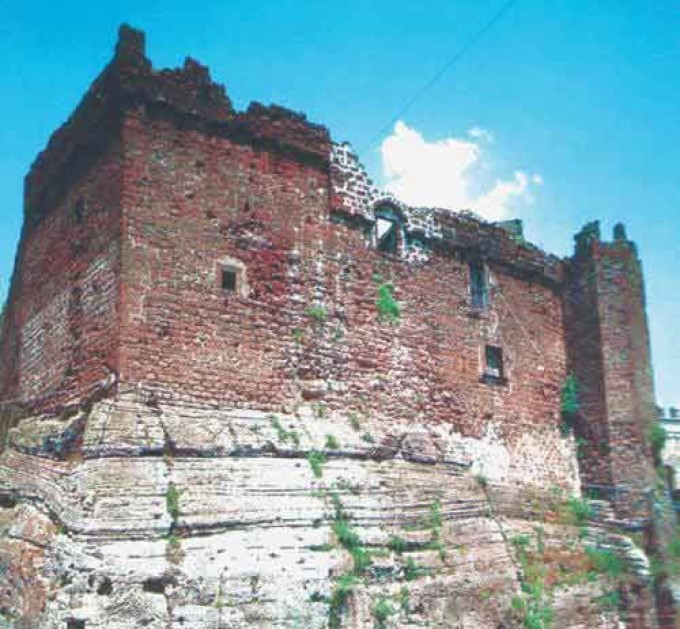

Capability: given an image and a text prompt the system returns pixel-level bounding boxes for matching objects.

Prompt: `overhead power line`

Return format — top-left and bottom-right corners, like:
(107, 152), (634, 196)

(362, 0), (518, 153)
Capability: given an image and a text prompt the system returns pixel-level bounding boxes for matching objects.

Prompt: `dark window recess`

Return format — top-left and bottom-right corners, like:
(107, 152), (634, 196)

(409, 234), (425, 248)
(374, 206), (403, 254)
(67, 620), (86, 629)
(484, 345), (505, 381)
(97, 576), (113, 596)
(221, 268), (237, 292)
(0, 494), (17, 508)
(469, 260), (489, 310)
(143, 576), (170, 594)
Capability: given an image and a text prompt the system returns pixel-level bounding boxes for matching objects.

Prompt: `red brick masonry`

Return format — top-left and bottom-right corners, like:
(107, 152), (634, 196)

(0, 25), (657, 520)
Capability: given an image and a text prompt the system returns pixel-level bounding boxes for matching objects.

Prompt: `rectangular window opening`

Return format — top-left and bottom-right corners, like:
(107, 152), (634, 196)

(484, 345), (504, 381)
(469, 260), (488, 310)
(221, 268), (238, 292)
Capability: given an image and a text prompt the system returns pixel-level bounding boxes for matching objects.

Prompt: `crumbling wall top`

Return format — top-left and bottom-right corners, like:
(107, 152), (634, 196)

(330, 142), (564, 286)
(24, 25), (330, 229)
(571, 220), (639, 262)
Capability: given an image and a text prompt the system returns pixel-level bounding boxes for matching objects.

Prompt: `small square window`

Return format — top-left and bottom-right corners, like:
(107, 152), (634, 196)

(221, 268), (237, 292)
(484, 345), (505, 382)
(217, 258), (248, 297)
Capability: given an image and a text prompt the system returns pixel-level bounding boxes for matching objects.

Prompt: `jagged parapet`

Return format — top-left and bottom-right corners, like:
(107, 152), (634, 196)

(25, 24), (330, 232)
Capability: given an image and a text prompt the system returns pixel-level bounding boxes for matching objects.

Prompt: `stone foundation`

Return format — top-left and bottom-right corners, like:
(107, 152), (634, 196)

(0, 393), (657, 627)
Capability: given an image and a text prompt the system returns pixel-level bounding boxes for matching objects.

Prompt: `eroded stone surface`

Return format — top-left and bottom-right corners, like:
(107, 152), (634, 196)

(0, 395), (656, 627)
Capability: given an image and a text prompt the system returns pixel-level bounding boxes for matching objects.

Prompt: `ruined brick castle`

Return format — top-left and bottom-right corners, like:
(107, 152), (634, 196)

(0, 25), (671, 629)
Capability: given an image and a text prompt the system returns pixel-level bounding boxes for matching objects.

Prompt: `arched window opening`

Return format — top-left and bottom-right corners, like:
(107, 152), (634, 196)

(373, 206), (403, 255)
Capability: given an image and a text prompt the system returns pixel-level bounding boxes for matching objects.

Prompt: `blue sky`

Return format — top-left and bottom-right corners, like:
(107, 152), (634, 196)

(0, 1), (678, 407)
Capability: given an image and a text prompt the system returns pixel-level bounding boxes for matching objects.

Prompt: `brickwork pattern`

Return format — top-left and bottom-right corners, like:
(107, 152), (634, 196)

(1, 141), (123, 408)
(0, 23), (667, 627)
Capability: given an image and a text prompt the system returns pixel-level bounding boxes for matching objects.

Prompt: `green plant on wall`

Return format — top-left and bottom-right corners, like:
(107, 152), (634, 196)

(664, 529), (680, 578)
(325, 434), (340, 449)
(560, 373), (579, 435)
(650, 526), (680, 579)
(328, 574), (360, 629)
(324, 491), (375, 627)
(307, 450), (327, 478)
(510, 533), (554, 629)
(376, 282), (401, 323)
(373, 597), (397, 628)
(166, 482), (182, 524)
(561, 374), (579, 415)
(647, 422), (667, 466)
(270, 415), (301, 447)
(306, 305), (328, 323)
(292, 328), (304, 345)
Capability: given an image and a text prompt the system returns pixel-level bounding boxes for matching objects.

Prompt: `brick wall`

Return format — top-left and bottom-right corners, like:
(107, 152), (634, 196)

(564, 222), (657, 519)
(114, 106), (570, 456)
(117, 109), (332, 407)
(564, 224), (613, 487)
(0, 25), (658, 498)
(1, 139), (123, 409)
(597, 235), (657, 518)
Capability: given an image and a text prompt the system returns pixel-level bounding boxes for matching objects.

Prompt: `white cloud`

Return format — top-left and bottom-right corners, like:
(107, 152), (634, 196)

(380, 121), (541, 222)
(468, 126), (494, 143)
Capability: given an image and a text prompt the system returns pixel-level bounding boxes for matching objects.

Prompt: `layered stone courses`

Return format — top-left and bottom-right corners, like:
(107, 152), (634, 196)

(0, 24), (667, 628)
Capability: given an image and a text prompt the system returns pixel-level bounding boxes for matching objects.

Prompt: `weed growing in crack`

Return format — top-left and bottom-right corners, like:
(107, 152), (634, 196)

(292, 328), (304, 345)
(399, 586), (410, 612)
(325, 434), (340, 449)
(325, 491), (375, 627)
(165, 482), (182, 524)
(425, 498), (447, 560)
(404, 556), (432, 581)
(559, 373), (579, 436)
(332, 519), (361, 549)
(388, 535), (409, 554)
(585, 546), (625, 579)
(328, 574), (360, 629)
(510, 535), (554, 629)
(648, 421), (667, 466)
(376, 282), (401, 324)
(307, 450), (327, 478)
(594, 591), (622, 610)
(269, 415), (300, 447)
(563, 495), (594, 527)
(306, 305), (328, 323)
(373, 597), (397, 628)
